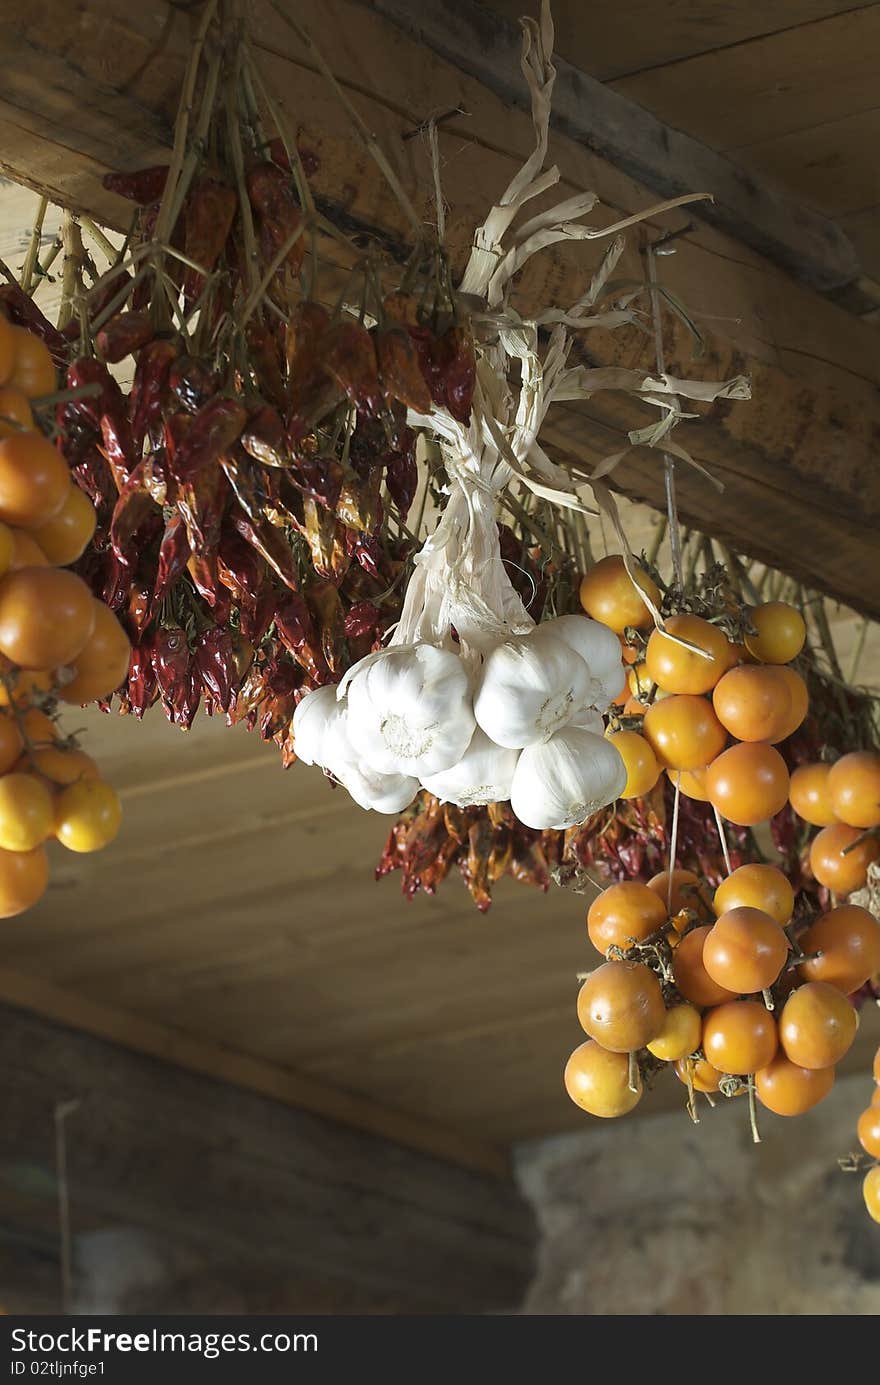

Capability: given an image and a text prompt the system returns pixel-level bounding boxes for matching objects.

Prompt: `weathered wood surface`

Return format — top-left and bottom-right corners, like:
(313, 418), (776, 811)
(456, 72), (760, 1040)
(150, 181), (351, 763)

(365, 0), (861, 294)
(0, 1004), (536, 1313)
(1, 1), (879, 616)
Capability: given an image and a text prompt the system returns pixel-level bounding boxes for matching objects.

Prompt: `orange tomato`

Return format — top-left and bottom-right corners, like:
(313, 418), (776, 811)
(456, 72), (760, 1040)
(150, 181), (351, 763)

(20, 708), (58, 746)
(827, 751), (880, 830)
(672, 925), (738, 1007)
(713, 863), (795, 926)
(626, 662), (655, 700)
(0, 712), (23, 773)
(875, 1045), (880, 1083)
(0, 523), (12, 578)
(577, 959), (666, 1053)
(668, 765), (710, 801)
(564, 1040), (643, 1117)
(606, 729), (659, 799)
(754, 1053), (834, 1116)
(674, 1055), (722, 1093)
(703, 906), (789, 994)
(21, 745), (99, 787)
(0, 432), (70, 529)
(58, 599), (130, 704)
(789, 762), (838, 827)
(0, 771), (54, 851)
(6, 325), (56, 399)
(646, 1003), (702, 1062)
(702, 1000), (778, 1075)
(646, 868), (712, 918)
(0, 567), (95, 670)
(744, 602), (806, 664)
(711, 664), (792, 744)
(797, 904), (880, 994)
(33, 485), (97, 566)
(0, 315), (15, 385)
(0, 842), (49, 917)
(9, 528), (50, 570)
(644, 615), (731, 696)
(773, 666), (808, 740)
(0, 661), (52, 707)
(54, 779), (122, 853)
(578, 555), (659, 634)
(863, 1166), (880, 1224)
(778, 981), (857, 1069)
(856, 1106), (880, 1158)
(0, 385), (34, 438)
(587, 881), (667, 955)
(808, 823), (879, 894)
(642, 694), (727, 771)
(706, 741), (789, 826)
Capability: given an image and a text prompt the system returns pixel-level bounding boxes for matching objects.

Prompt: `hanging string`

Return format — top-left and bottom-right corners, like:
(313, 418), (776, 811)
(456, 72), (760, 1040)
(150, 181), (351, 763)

(712, 804), (733, 876)
(645, 239), (684, 592)
(666, 771), (682, 913)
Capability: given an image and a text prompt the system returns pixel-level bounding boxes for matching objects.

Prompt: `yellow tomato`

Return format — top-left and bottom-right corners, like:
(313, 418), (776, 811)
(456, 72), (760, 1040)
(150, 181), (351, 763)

(0, 843), (48, 917)
(643, 694), (727, 771)
(0, 432), (70, 529)
(564, 1040), (643, 1118)
(0, 771), (54, 850)
(54, 778), (122, 853)
(713, 863), (795, 926)
(744, 602), (806, 664)
(827, 751), (880, 830)
(607, 729), (660, 799)
(58, 600), (131, 704)
(6, 326), (56, 399)
(647, 1003), (702, 1062)
(789, 762), (838, 827)
(33, 485), (97, 566)
(0, 567), (95, 670)
(578, 555), (658, 635)
(645, 615), (731, 696)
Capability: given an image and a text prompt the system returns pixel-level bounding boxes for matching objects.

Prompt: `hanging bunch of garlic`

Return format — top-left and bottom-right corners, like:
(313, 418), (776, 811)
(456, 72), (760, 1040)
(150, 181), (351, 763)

(293, 0), (748, 831)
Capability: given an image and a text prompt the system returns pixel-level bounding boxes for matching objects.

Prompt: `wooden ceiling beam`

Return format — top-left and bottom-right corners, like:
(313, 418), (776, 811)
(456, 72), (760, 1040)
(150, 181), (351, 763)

(0, 1), (878, 619)
(363, 0), (864, 300)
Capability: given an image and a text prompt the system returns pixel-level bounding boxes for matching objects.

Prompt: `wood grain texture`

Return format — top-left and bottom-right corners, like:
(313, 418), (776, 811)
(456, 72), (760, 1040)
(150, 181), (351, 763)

(484, 0), (879, 82)
(0, 1004), (535, 1311)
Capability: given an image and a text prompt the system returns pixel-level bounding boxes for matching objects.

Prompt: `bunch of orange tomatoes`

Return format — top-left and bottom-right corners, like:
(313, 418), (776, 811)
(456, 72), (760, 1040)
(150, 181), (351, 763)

(852, 1043), (880, 1223)
(0, 314), (130, 917)
(565, 554), (880, 1170)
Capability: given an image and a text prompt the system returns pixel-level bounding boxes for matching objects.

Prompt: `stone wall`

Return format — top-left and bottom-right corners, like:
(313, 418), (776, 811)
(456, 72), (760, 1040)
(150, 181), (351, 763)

(515, 1072), (880, 1315)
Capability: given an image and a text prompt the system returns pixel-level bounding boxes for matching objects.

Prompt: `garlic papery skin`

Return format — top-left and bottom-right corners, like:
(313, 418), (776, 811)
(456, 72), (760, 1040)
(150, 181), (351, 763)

(510, 725), (626, 830)
(537, 614), (624, 712)
(332, 758), (420, 814)
(344, 644), (476, 777)
(569, 707), (605, 735)
(421, 727), (519, 807)
(473, 629), (594, 749)
(291, 684), (342, 766)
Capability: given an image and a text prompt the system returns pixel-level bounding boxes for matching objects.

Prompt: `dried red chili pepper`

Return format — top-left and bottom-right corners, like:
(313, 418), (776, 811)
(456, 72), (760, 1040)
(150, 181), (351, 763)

(177, 460), (227, 555)
(274, 592), (331, 683)
(151, 513), (192, 615)
(194, 626), (237, 713)
(151, 627), (199, 730)
(440, 326), (476, 424)
(322, 319), (382, 417)
(130, 340), (177, 452)
(284, 455), (344, 512)
(169, 397), (246, 484)
(127, 640), (158, 719)
(68, 444), (116, 513)
(66, 357), (129, 435)
(101, 551), (134, 613)
(183, 178), (237, 304)
(217, 526), (263, 604)
(297, 499), (349, 581)
(168, 356), (219, 414)
(110, 464), (162, 566)
(246, 162), (305, 278)
(306, 581), (345, 675)
(230, 507), (299, 591)
(384, 430), (418, 520)
(241, 405), (288, 469)
(376, 327), (432, 414)
(103, 165), (169, 205)
(343, 600), (382, 642)
(95, 311), (155, 364)
(239, 585), (278, 646)
(246, 319), (287, 409)
(126, 580), (153, 640)
(336, 463), (382, 535)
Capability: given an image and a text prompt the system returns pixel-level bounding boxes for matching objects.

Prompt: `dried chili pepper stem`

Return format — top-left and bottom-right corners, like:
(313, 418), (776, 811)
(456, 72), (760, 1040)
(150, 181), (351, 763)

(153, 0), (220, 247)
(239, 221), (306, 327)
(20, 196), (48, 296)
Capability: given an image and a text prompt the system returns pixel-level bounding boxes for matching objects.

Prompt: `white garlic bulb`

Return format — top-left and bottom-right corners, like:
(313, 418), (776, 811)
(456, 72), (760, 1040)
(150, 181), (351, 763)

(539, 614), (625, 711)
(474, 629), (594, 748)
(291, 684), (341, 766)
(331, 755), (420, 814)
(421, 727), (519, 807)
(510, 725), (626, 830)
(344, 643), (475, 777)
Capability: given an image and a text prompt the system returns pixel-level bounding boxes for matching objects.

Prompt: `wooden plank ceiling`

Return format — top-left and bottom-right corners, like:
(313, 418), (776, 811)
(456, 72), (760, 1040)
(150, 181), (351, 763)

(0, 1), (878, 1160)
(488, 0), (880, 304)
